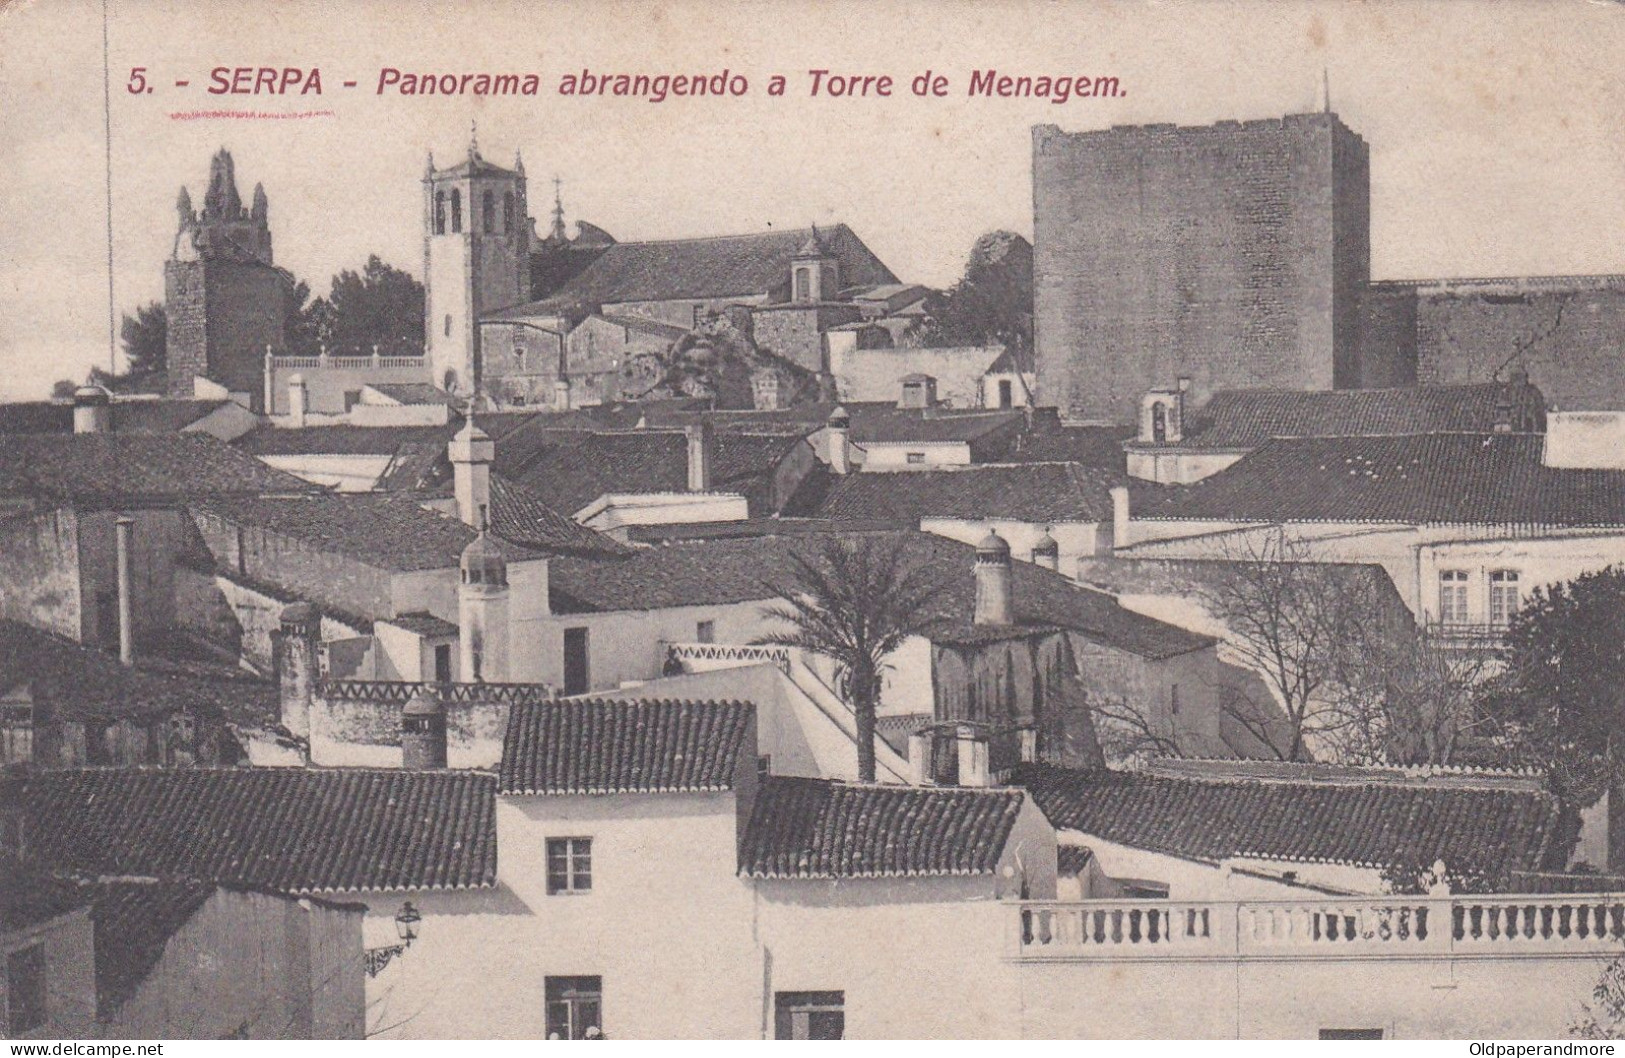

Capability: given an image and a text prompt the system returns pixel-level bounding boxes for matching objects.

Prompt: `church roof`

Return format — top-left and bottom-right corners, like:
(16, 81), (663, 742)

(498, 223), (898, 315)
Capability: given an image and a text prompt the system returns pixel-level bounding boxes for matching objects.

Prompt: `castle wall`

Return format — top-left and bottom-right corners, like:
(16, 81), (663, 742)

(1407, 280), (1625, 411)
(1032, 113), (1370, 424)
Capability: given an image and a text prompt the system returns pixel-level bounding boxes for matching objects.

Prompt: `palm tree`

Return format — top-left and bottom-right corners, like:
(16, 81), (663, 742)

(756, 537), (948, 781)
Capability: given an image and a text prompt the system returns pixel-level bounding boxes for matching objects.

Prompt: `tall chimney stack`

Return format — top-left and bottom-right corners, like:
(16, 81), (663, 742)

(1031, 527), (1059, 572)
(448, 420), (494, 528)
(287, 374), (308, 428)
(275, 602), (322, 739)
(973, 528), (1014, 626)
(686, 421), (714, 492)
(114, 517), (135, 665)
(401, 688), (448, 769)
(827, 406), (852, 475)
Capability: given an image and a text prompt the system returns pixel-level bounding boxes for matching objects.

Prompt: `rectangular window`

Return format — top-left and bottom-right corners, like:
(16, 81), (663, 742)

(1489, 570), (1521, 628)
(775, 991), (844, 1040)
(545, 976), (602, 1040)
(1, 702), (33, 765)
(695, 620), (716, 644)
(7, 943), (46, 1036)
(998, 379), (1013, 409)
(1169, 684), (1180, 716)
(794, 269), (812, 302)
(343, 389), (362, 412)
(433, 644), (452, 684)
(1320, 1030), (1385, 1040)
(692, 305), (706, 328)
(1438, 570), (1470, 625)
(906, 452), (926, 465)
(546, 837), (592, 895)
(758, 754), (772, 780)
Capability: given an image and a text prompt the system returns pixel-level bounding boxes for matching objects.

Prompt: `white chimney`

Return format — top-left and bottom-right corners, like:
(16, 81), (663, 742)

(1031, 527), (1059, 572)
(827, 406), (852, 475)
(686, 422), (714, 492)
(955, 724), (991, 787)
(73, 380), (113, 434)
(114, 517), (135, 665)
(973, 528), (1014, 626)
(1109, 486), (1131, 551)
(448, 420), (494, 528)
(287, 373), (308, 428)
(276, 602), (322, 739)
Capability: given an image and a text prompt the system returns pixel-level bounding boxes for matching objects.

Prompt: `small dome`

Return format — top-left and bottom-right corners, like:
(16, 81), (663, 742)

(403, 688), (444, 718)
(976, 528), (1010, 555)
(461, 532), (508, 585)
(1033, 528), (1059, 556)
(74, 381), (112, 406)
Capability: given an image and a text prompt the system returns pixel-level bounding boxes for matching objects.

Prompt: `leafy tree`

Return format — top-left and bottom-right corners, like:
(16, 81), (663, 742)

(917, 231), (1033, 356)
(120, 300), (167, 377)
(755, 538), (947, 781)
(1574, 957), (1625, 1039)
(50, 378), (78, 400)
(300, 255), (424, 357)
(1476, 566), (1625, 811)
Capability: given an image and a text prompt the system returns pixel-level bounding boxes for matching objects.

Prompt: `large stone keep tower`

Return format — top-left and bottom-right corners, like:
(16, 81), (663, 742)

(1032, 111), (1371, 424)
(423, 132), (531, 401)
(164, 149), (289, 410)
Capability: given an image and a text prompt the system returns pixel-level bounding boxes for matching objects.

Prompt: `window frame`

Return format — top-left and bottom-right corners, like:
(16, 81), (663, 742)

(1438, 569), (1471, 626)
(546, 837), (593, 896)
(905, 452), (926, 465)
(1488, 569), (1521, 628)
(544, 975), (602, 1040)
(775, 990), (845, 1040)
(695, 619), (716, 644)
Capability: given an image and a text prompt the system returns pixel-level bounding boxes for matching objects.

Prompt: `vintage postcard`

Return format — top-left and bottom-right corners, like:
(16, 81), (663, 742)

(1, 0), (1624, 1042)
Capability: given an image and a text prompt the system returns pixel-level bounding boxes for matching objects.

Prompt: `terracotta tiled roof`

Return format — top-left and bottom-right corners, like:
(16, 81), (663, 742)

(1014, 763), (1562, 874)
(487, 475), (627, 556)
(853, 410), (1023, 445)
(818, 462), (1122, 525)
(499, 698), (754, 795)
(194, 493), (536, 572)
(595, 313), (691, 342)
(0, 434), (314, 504)
(0, 620), (274, 723)
(1004, 424), (1134, 471)
(1129, 433), (1625, 526)
(549, 529), (1214, 659)
(22, 768), (498, 894)
(1148, 382), (1547, 451)
(493, 428), (807, 514)
(0, 400), (231, 436)
(499, 224), (897, 312)
(235, 423), (459, 456)
(739, 776), (1024, 878)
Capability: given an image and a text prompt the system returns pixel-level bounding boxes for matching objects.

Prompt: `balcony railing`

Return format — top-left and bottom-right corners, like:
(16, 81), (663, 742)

(1014, 896), (1625, 961)
(1423, 620), (1507, 645)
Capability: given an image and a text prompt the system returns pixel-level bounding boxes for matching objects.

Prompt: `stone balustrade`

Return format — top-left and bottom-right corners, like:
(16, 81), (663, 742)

(1015, 895), (1625, 961)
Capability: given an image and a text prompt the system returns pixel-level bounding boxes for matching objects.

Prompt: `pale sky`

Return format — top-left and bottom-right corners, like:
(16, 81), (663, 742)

(1, 0), (1622, 400)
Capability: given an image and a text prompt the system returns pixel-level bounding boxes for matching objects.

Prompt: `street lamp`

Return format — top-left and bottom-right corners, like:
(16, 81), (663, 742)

(394, 901), (422, 944)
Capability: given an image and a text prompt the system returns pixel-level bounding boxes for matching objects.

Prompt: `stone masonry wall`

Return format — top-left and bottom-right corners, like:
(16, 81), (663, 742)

(1033, 112), (1370, 424)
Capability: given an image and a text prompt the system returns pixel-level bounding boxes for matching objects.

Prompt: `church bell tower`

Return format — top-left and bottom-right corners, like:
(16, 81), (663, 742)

(423, 128), (530, 401)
